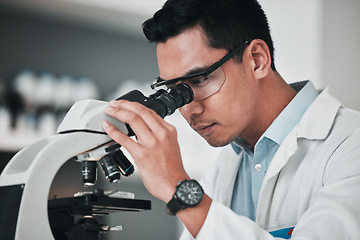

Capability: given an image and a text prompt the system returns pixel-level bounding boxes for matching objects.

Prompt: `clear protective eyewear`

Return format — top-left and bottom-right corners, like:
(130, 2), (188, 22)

(151, 40), (249, 101)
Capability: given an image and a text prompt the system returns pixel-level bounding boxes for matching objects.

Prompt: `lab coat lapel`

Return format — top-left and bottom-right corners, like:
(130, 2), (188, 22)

(218, 149), (243, 207)
(256, 87), (341, 228)
(256, 130), (299, 228)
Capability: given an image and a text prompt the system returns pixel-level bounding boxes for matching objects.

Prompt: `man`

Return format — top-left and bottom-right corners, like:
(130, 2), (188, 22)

(102, 0), (360, 239)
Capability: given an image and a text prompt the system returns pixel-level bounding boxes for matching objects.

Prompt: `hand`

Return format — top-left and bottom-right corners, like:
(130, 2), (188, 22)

(102, 100), (190, 203)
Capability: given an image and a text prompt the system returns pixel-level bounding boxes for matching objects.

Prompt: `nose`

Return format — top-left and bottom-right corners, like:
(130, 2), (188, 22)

(179, 100), (204, 117)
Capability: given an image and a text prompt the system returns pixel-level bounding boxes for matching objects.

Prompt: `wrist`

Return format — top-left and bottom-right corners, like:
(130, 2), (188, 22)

(166, 179), (204, 215)
(162, 175), (190, 203)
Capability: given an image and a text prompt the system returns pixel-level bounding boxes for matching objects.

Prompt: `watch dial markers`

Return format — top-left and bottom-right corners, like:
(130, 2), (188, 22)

(178, 181), (203, 206)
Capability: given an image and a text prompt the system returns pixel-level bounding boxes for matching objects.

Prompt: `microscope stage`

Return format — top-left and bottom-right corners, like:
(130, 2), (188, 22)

(48, 194), (151, 216)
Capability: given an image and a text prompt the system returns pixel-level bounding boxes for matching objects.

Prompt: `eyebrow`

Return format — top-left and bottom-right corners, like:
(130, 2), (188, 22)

(185, 66), (210, 77)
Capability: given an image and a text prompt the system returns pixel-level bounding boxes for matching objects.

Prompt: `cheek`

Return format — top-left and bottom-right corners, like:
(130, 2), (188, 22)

(210, 77), (243, 116)
(205, 90), (237, 127)
(211, 71), (257, 127)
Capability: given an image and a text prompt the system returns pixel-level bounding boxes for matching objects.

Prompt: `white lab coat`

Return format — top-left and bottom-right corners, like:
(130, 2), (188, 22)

(180, 87), (360, 240)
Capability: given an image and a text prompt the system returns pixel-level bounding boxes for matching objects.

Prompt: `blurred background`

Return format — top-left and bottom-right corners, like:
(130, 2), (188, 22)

(0, 0), (359, 239)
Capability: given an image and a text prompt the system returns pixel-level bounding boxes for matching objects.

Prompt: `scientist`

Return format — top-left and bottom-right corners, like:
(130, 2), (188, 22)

(102, 0), (360, 239)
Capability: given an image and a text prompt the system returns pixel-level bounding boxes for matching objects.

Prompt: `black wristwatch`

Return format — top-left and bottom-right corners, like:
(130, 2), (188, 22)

(166, 179), (204, 215)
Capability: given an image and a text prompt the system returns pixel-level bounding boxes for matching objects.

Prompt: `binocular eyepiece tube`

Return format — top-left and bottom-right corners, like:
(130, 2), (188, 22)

(80, 83), (194, 187)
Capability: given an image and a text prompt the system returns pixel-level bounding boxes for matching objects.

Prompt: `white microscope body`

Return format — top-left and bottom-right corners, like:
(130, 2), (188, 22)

(0, 83), (193, 239)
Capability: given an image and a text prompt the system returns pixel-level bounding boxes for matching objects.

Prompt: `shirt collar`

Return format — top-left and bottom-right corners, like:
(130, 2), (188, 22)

(263, 80), (319, 145)
(231, 81), (319, 154)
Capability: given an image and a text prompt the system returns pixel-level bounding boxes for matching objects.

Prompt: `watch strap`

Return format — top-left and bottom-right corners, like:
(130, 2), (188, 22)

(166, 196), (184, 215)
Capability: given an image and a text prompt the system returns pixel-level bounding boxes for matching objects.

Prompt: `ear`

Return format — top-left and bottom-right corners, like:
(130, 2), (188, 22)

(244, 39), (272, 79)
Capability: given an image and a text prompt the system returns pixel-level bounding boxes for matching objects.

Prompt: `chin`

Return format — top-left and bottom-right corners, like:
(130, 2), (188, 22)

(205, 137), (232, 148)
(204, 132), (238, 148)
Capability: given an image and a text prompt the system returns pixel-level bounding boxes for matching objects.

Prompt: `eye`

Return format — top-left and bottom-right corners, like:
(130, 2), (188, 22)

(189, 76), (209, 87)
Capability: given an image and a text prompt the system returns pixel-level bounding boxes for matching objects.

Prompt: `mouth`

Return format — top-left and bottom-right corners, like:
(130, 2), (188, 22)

(193, 123), (217, 136)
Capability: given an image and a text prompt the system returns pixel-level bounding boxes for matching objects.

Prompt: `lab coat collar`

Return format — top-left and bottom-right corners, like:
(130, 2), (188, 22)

(297, 87), (341, 140)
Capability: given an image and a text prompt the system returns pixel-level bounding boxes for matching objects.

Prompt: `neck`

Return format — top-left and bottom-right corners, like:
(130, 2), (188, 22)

(245, 71), (297, 149)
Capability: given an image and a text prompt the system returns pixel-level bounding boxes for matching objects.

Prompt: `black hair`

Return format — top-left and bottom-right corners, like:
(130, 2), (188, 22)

(142, 0), (276, 70)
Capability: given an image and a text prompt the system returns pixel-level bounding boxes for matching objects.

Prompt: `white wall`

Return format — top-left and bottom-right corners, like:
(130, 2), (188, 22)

(322, 0), (360, 110)
(259, 0), (324, 88)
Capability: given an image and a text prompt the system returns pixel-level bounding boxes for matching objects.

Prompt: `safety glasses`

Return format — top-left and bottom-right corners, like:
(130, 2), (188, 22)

(151, 40), (249, 101)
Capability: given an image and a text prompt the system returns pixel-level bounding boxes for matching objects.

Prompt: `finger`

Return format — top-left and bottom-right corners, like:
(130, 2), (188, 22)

(102, 120), (139, 153)
(105, 103), (154, 142)
(108, 100), (165, 125)
(114, 100), (176, 132)
(106, 100), (172, 142)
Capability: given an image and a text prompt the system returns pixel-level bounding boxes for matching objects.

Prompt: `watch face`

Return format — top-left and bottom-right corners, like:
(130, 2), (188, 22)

(177, 180), (203, 206)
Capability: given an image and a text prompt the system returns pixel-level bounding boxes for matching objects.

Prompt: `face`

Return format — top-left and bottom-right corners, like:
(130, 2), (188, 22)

(156, 26), (261, 147)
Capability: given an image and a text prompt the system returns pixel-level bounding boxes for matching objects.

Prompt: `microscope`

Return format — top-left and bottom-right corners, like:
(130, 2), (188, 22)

(0, 83), (193, 240)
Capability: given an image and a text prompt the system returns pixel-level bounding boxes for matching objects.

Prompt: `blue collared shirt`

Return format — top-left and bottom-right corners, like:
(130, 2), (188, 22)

(230, 81), (319, 221)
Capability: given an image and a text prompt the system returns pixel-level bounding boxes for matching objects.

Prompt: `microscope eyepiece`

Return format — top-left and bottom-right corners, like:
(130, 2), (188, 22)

(117, 83), (194, 119)
(151, 83), (194, 117)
